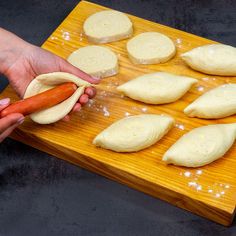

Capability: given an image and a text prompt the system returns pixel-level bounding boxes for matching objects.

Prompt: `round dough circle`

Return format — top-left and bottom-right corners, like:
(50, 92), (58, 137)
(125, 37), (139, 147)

(24, 72), (91, 124)
(67, 45), (118, 78)
(127, 32), (176, 64)
(83, 10), (133, 43)
(181, 44), (236, 76)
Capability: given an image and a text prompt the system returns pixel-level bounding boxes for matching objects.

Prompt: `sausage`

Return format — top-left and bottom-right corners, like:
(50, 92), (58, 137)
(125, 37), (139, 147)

(0, 82), (77, 117)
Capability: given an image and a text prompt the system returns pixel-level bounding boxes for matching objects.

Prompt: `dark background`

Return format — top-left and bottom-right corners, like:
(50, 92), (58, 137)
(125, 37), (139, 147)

(0, 1), (236, 235)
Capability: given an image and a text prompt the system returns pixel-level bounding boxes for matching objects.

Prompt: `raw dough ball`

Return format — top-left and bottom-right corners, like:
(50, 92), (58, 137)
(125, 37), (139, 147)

(163, 123), (236, 167)
(67, 45), (118, 78)
(126, 32), (176, 64)
(24, 72), (91, 124)
(83, 10), (133, 43)
(184, 84), (236, 119)
(181, 44), (236, 76)
(93, 114), (174, 152)
(117, 72), (197, 104)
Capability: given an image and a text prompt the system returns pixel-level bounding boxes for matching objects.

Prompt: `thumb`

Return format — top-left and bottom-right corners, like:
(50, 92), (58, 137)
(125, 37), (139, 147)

(59, 58), (100, 84)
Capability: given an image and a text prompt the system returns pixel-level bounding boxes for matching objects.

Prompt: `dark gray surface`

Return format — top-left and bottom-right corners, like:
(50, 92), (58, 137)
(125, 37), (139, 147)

(0, 0), (235, 235)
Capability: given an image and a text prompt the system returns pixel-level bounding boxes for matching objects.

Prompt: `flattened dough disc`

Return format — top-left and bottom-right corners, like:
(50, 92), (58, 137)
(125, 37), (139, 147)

(127, 32), (176, 64)
(83, 10), (133, 43)
(67, 46), (118, 78)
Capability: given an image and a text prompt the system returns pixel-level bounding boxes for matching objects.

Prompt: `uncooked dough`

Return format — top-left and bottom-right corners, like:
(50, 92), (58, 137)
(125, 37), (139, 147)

(181, 44), (236, 76)
(184, 84), (236, 119)
(93, 114), (174, 152)
(162, 123), (236, 167)
(83, 10), (133, 43)
(67, 45), (118, 78)
(126, 32), (176, 64)
(24, 72), (91, 124)
(117, 72), (198, 104)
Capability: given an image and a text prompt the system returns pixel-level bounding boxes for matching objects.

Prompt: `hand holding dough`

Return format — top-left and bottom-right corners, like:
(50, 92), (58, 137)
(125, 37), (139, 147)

(93, 114), (174, 152)
(163, 123), (236, 167)
(181, 44), (236, 76)
(24, 72), (91, 124)
(67, 46), (118, 78)
(117, 72), (197, 104)
(127, 32), (176, 64)
(184, 84), (236, 119)
(83, 10), (133, 43)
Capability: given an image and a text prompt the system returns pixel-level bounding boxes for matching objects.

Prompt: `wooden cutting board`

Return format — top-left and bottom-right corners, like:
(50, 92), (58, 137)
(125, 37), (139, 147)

(1, 0), (236, 226)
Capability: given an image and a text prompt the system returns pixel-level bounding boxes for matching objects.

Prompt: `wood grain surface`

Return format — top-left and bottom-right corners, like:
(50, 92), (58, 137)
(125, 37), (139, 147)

(1, 0), (236, 226)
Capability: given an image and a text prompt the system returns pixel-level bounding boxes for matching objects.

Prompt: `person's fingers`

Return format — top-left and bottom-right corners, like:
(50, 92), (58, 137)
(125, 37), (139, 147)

(0, 122), (22, 142)
(0, 98), (11, 111)
(0, 113), (24, 133)
(62, 115), (70, 122)
(0, 113), (24, 142)
(62, 104), (80, 122)
(85, 87), (96, 99)
(61, 92), (91, 121)
(72, 103), (81, 112)
(79, 94), (89, 105)
(59, 59), (100, 84)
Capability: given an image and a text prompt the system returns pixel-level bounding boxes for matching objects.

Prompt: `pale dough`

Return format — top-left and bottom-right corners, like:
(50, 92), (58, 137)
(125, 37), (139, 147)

(93, 114), (174, 152)
(83, 10), (133, 43)
(67, 45), (118, 78)
(181, 44), (236, 76)
(117, 72), (198, 104)
(24, 72), (91, 124)
(126, 32), (176, 64)
(184, 84), (236, 119)
(163, 123), (236, 167)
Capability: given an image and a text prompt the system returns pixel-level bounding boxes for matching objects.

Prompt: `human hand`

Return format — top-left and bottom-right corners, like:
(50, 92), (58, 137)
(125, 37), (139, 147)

(0, 98), (24, 142)
(0, 28), (100, 119)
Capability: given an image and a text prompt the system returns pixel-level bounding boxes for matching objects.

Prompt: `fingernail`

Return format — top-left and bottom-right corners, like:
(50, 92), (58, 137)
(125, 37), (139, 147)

(17, 117), (24, 125)
(63, 116), (70, 122)
(74, 106), (81, 112)
(0, 98), (10, 106)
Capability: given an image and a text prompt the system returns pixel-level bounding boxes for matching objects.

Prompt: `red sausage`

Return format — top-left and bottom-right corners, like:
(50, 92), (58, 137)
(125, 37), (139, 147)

(0, 82), (77, 117)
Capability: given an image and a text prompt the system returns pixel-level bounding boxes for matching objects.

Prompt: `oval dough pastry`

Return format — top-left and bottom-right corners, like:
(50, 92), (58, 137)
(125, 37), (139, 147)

(24, 72), (91, 124)
(93, 114), (174, 152)
(181, 44), (236, 76)
(184, 84), (236, 119)
(67, 45), (118, 78)
(127, 32), (176, 64)
(83, 10), (133, 43)
(117, 72), (198, 104)
(163, 123), (236, 167)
